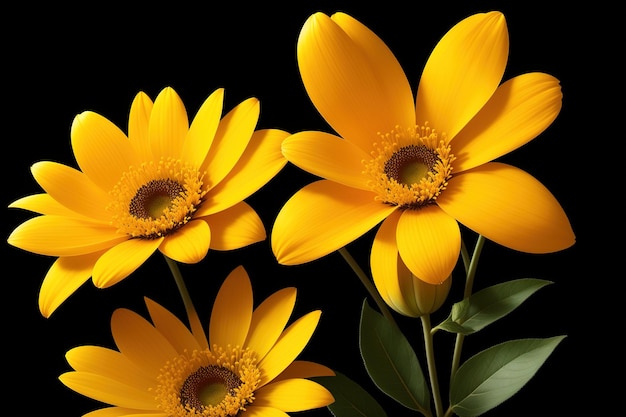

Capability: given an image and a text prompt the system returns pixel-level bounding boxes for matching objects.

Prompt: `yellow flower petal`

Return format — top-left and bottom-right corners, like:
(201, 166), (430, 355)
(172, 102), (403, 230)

(415, 11), (508, 139)
(258, 310), (321, 386)
(59, 372), (156, 410)
(71, 110), (136, 191)
(31, 161), (111, 221)
(65, 346), (154, 391)
(92, 238), (162, 288)
(7, 215), (126, 256)
(281, 130), (371, 190)
(201, 97), (260, 188)
(128, 91), (154, 162)
(371, 211), (415, 315)
(39, 252), (102, 318)
(158, 219), (210, 263)
(241, 406), (289, 417)
(245, 287), (297, 361)
(273, 360), (335, 382)
(209, 265), (253, 349)
(396, 205), (461, 284)
(111, 308), (179, 375)
(148, 87), (189, 160)
(144, 297), (202, 354)
(201, 128), (289, 215)
(83, 407), (166, 417)
(438, 162), (575, 252)
(9, 193), (83, 217)
(298, 12), (414, 151)
(181, 88), (224, 168)
(201, 202), (264, 251)
(453, 72), (563, 171)
(272, 180), (396, 265)
(253, 378), (334, 411)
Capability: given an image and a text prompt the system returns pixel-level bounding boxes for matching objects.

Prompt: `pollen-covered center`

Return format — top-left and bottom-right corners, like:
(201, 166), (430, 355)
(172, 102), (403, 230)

(110, 158), (207, 238)
(155, 345), (261, 417)
(364, 124), (454, 209)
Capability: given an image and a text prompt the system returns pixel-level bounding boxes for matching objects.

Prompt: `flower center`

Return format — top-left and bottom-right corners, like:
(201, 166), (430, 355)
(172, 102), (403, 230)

(364, 124), (454, 209)
(109, 158), (207, 239)
(155, 345), (261, 417)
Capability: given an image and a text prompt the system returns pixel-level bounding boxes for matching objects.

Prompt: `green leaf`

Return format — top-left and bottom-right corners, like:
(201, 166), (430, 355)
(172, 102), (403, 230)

(434, 278), (552, 335)
(450, 335), (566, 417)
(312, 371), (388, 417)
(359, 300), (431, 414)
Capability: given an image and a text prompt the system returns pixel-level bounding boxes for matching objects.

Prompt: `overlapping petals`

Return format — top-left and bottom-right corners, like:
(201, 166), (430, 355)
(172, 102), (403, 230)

(8, 87), (288, 317)
(272, 10), (574, 292)
(59, 266), (334, 416)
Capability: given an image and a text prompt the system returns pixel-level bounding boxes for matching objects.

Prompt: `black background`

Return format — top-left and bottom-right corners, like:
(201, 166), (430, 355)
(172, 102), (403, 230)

(3, 1), (622, 416)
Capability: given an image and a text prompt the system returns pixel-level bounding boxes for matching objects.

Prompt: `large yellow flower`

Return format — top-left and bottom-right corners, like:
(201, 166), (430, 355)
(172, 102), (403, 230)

(272, 11), (575, 285)
(59, 265), (335, 416)
(8, 87), (288, 317)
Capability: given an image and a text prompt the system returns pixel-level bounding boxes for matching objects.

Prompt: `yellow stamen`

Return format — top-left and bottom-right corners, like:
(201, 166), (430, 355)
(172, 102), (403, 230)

(109, 158), (207, 238)
(363, 124), (454, 209)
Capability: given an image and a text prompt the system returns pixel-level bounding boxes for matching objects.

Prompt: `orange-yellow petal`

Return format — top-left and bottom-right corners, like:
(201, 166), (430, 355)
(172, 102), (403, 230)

(452, 72), (563, 171)
(281, 130), (371, 190)
(7, 215), (126, 256)
(253, 378), (334, 411)
(92, 238), (162, 288)
(111, 308), (179, 375)
(271, 180), (396, 265)
(438, 162), (575, 253)
(128, 91), (154, 162)
(415, 11), (508, 139)
(371, 211), (415, 315)
(258, 310), (321, 386)
(242, 406), (289, 417)
(158, 219), (210, 263)
(148, 87), (189, 160)
(209, 265), (253, 349)
(9, 193), (85, 217)
(181, 88), (224, 168)
(200, 128), (289, 215)
(273, 361), (335, 382)
(59, 372), (156, 409)
(65, 346), (154, 391)
(202, 202), (264, 251)
(396, 205), (461, 284)
(82, 407), (166, 417)
(245, 287), (297, 361)
(39, 252), (102, 318)
(201, 97), (260, 188)
(31, 161), (111, 221)
(71, 111), (136, 191)
(297, 12), (413, 151)
(144, 297), (202, 354)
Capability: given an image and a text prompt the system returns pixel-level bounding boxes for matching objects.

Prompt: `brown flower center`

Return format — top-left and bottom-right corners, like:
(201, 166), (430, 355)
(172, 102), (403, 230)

(180, 365), (243, 410)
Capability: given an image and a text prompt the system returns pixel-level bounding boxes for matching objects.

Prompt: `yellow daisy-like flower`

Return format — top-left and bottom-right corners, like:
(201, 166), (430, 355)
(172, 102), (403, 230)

(272, 11), (575, 285)
(59, 265), (335, 417)
(8, 87), (288, 317)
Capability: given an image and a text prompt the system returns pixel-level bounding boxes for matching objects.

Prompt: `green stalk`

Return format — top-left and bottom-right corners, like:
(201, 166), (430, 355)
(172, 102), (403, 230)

(421, 314), (444, 417)
(449, 234), (485, 379)
(163, 254), (208, 349)
(338, 247), (398, 329)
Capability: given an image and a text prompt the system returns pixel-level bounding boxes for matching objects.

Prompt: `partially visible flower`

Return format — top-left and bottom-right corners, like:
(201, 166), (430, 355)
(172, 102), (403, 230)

(59, 265), (335, 416)
(372, 214), (451, 317)
(272, 11), (575, 286)
(8, 87), (288, 317)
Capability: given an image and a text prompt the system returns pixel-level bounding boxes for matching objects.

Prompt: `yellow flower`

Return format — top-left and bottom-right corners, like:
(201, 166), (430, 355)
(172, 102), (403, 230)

(59, 265), (335, 416)
(272, 11), (575, 285)
(8, 87), (288, 317)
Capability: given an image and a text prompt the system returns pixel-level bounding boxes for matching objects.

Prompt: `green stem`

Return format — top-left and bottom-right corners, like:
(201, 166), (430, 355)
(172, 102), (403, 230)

(449, 235), (485, 380)
(163, 255), (208, 349)
(338, 247), (398, 329)
(421, 314), (444, 417)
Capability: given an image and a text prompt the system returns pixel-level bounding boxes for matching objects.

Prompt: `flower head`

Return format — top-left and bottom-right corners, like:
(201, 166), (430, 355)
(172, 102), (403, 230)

(8, 87), (288, 317)
(59, 265), (335, 416)
(271, 11), (575, 286)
